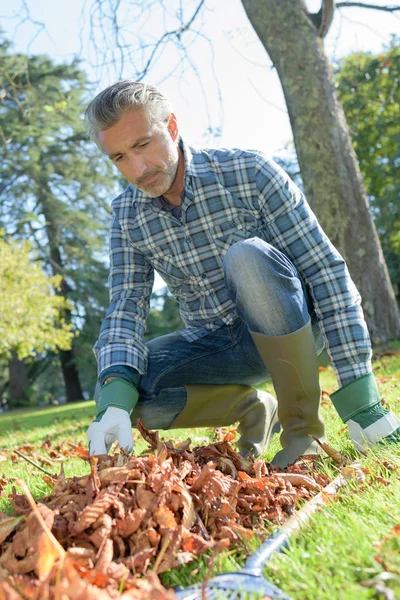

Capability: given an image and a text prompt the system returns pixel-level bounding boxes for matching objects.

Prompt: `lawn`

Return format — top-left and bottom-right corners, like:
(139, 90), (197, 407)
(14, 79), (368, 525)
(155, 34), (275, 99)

(0, 345), (400, 599)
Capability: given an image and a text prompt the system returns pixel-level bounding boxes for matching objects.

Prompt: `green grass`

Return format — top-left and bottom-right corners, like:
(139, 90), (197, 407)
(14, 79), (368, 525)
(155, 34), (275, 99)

(1, 344), (400, 599)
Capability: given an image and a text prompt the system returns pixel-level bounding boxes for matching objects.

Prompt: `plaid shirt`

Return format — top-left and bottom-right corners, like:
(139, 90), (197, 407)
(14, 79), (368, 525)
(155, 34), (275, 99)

(94, 140), (372, 387)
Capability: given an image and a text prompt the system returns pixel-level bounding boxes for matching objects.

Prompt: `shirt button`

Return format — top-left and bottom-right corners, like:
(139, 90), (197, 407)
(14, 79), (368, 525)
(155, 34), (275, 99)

(201, 273), (207, 279)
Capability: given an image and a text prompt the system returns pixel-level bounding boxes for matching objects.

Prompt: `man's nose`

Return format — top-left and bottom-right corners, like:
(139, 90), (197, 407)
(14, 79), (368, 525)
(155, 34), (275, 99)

(130, 155), (147, 179)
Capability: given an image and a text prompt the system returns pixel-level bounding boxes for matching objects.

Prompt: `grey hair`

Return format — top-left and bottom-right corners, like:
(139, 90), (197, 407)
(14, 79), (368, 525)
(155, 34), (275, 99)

(84, 80), (172, 144)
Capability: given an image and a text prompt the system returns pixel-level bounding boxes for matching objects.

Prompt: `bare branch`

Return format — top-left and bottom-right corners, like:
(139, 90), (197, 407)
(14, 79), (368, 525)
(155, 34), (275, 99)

(138, 0), (206, 80)
(14, 0), (52, 51)
(336, 2), (400, 12)
(248, 79), (289, 115)
(338, 12), (392, 42)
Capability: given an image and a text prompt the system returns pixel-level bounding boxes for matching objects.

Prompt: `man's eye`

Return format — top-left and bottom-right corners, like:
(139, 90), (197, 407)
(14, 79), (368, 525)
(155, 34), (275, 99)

(114, 155), (123, 163)
(138, 141), (149, 148)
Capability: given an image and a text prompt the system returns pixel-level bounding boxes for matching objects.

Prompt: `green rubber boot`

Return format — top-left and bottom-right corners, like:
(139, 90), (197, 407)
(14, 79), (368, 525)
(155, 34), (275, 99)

(251, 320), (326, 468)
(170, 384), (279, 457)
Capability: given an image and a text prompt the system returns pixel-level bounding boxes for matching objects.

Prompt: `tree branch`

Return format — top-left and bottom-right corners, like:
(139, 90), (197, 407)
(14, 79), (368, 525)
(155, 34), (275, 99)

(336, 2), (400, 12)
(306, 0), (336, 39)
(138, 0), (206, 80)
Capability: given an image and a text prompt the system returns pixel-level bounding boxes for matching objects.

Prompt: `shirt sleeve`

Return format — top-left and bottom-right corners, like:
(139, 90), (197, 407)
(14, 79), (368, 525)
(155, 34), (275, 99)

(255, 154), (372, 387)
(93, 210), (154, 377)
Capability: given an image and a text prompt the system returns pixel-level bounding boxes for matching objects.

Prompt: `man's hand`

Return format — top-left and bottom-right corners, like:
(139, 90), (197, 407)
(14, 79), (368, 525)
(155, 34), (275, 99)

(331, 373), (400, 450)
(86, 377), (139, 456)
(87, 406), (134, 455)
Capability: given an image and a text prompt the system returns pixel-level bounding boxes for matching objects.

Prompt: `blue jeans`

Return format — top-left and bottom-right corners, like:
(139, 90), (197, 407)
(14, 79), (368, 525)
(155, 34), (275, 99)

(97, 238), (324, 428)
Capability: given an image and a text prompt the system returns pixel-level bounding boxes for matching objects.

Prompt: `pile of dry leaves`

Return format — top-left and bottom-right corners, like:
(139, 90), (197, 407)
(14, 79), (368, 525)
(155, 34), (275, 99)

(0, 421), (330, 599)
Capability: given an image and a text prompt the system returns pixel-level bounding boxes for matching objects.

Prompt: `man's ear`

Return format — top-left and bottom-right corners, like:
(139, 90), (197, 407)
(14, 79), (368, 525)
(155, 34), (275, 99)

(167, 113), (179, 141)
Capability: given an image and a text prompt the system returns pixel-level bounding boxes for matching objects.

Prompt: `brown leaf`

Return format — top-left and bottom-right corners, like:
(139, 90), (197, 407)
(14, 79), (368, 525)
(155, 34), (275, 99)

(67, 443), (89, 459)
(182, 531), (214, 555)
(116, 508), (146, 538)
(223, 430), (237, 442)
(71, 489), (117, 535)
(274, 473), (320, 490)
(0, 580), (24, 599)
(9, 488), (31, 515)
(95, 538), (114, 573)
(174, 485), (196, 530)
(0, 514), (24, 545)
(375, 476), (391, 486)
(309, 436), (347, 464)
(154, 506), (178, 531)
(136, 419), (161, 451)
(36, 532), (61, 580)
(89, 456), (101, 495)
(342, 465), (366, 483)
(126, 547), (156, 573)
(136, 485), (156, 511)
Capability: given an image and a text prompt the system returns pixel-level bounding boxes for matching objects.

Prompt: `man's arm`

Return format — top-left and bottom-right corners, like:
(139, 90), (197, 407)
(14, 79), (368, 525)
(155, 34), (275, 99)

(93, 211), (154, 378)
(255, 155), (400, 448)
(254, 154), (370, 387)
(88, 210), (154, 455)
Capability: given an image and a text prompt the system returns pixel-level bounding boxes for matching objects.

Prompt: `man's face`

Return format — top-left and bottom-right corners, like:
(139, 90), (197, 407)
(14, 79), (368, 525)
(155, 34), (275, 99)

(99, 107), (179, 197)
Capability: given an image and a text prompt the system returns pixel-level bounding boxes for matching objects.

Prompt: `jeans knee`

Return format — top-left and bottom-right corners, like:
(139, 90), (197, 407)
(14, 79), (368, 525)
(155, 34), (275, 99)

(222, 237), (310, 335)
(223, 237), (296, 290)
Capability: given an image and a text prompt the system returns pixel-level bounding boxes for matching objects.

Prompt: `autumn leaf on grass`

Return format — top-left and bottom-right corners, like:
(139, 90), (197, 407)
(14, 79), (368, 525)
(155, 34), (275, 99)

(224, 430), (237, 442)
(373, 523), (400, 576)
(381, 523), (400, 544)
(342, 465), (366, 483)
(309, 435), (347, 464)
(182, 531), (214, 555)
(67, 443), (89, 459)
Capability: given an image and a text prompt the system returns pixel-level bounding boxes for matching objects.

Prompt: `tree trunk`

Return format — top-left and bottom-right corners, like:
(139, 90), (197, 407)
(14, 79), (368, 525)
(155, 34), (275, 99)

(60, 348), (85, 402)
(8, 351), (29, 406)
(39, 184), (84, 402)
(242, 0), (400, 342)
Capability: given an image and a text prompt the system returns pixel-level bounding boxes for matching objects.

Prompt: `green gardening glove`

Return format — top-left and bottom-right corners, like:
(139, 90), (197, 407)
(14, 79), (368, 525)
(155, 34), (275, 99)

(86, 378), (139, 455)
(330, 373), (400, 450)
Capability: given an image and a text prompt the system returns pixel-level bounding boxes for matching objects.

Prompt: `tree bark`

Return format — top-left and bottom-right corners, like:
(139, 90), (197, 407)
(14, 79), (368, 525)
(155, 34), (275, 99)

(8, 351), (29, 406)
(242, 0), (400, 342)
(39, 181), (84, 402)
(59, 348), (85, 402)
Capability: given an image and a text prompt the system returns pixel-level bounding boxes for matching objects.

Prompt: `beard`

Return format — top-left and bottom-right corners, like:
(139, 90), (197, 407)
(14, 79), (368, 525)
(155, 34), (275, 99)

(135, 152), (179, 198)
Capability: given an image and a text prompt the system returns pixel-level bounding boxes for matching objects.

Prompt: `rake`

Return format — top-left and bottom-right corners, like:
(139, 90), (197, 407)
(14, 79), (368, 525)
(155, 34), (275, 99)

(174, 468), (348, 600)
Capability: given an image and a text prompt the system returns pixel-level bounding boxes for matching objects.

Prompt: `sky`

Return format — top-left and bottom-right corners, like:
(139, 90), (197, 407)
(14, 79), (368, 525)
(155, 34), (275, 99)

(1, 0), (398, 290)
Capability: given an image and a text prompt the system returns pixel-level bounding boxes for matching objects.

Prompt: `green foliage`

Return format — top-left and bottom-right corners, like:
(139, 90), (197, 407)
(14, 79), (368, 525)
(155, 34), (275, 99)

(336, 37), (400, 296)
(0, 35), (117, 395)
(0, 236), (73, 360)
(145, 288), (184, 341)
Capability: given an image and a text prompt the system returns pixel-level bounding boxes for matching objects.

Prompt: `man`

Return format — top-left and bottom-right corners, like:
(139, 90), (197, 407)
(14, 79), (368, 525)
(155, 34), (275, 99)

(85, 80), (400, 467)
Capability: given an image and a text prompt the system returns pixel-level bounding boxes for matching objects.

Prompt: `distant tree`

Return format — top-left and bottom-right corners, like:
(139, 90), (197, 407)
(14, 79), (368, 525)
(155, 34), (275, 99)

(0, 236), (73, 405)
(336, 38), (400, 299)
(145, 288), (184, 341)
(0, 36), (116, 401)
